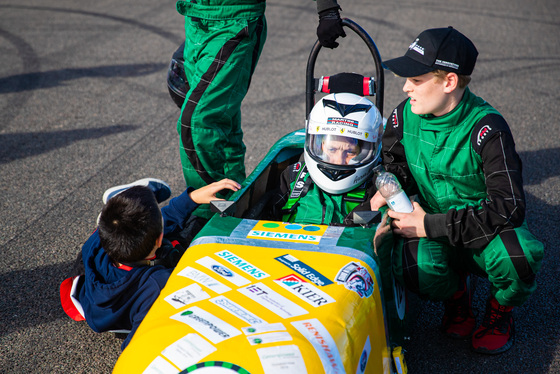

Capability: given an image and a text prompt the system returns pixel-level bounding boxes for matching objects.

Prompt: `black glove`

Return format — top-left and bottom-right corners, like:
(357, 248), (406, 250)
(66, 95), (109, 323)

(317, 7), (346, 49)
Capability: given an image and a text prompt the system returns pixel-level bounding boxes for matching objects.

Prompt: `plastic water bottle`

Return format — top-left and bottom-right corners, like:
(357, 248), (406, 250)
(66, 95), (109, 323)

(374, 166), (413, 213)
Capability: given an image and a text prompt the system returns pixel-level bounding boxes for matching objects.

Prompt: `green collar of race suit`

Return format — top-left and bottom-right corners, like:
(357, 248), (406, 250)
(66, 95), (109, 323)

(281, 163), (369, 224)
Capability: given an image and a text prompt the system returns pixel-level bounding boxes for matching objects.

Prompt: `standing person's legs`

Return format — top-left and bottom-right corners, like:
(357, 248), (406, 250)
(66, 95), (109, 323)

(178, 15), (267, 200)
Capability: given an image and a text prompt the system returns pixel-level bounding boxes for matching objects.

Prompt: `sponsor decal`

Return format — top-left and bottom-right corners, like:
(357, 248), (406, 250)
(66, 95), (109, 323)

(435, 59), (459, 70)
(164, 283), (210, 309)
(352, 172), (368, 185)
(171, 306), (241, 344)
(144, 356), (180, 374)
(477, 124), (492, 146)
(215, 250), (269, 279)
(248, 230), (320, 243)
(345, 128), (365, 137)
(274, 274), (335, 307)
(408, 38), (424, 55)
(319, 125), (341, 134)
(247, 331), (293, 346)
(213, 265), (232, 277)
(248, 221), (326, 244)
(292, 162), (301, 172)
(161, 333), (217, 370)
(257, 345), (307, 373)
(275, 254), (333, 286)
(238, 283), (308, 319)
(178, 266), (231, 294)
(290, 170), (308, 199)
(335, 262), (374, 298)
(356, 336), (371, 374)
(210, 295), (266, 325)
(327, 117), (359, 128)
(291, 319), (344, 373)
(195, 257), (250, 287)
(242, 323), (286, 335)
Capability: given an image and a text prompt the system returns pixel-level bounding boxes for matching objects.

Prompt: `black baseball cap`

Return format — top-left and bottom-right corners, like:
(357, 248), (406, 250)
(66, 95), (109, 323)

(383, 26), (478, 77)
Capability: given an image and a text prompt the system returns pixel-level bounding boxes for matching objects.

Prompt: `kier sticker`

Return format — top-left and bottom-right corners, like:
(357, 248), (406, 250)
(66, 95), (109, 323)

(274, 275), (335, 307)
(335, 262), (374, 298)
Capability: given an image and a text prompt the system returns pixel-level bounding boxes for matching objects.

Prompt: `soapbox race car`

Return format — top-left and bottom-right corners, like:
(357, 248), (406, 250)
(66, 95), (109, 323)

(114, 19), (410, 374)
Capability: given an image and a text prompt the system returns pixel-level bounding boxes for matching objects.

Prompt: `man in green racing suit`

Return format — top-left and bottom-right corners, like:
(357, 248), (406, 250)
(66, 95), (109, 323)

(175, 0), (345, 218)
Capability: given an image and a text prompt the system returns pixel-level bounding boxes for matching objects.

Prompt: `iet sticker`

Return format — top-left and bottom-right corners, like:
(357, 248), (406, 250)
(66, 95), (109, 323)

(275, 254), (333, 286)
(215, 250), (269, 279)
(238, 283), (308, 319)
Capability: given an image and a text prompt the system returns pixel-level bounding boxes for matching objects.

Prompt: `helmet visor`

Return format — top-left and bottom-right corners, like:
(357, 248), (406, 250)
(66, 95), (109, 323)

(307, 133), (377, 167)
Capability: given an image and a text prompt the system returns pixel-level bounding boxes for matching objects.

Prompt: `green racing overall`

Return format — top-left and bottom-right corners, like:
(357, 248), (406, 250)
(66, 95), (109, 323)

(176, 0), (267, 218)
(383, 88), (543, 307)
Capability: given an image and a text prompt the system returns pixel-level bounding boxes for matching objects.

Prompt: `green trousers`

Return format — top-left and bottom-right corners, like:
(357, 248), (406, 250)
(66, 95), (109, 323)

(393, 222), (543, 306)
(176, 2), (267, 217)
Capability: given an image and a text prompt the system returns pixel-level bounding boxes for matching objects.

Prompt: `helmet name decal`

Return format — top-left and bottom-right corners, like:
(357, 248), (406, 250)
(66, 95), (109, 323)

(327, 117), (359, 128)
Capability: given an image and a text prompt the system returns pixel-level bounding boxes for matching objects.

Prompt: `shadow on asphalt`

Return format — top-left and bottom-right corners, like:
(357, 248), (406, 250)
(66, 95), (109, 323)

(0, 125), (138, 164)
(0, 63), (166, 94)
(0, 261), (74, 337)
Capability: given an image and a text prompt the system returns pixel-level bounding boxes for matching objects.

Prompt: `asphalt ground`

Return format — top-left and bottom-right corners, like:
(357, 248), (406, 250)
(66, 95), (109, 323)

(1, 0), (559, 372)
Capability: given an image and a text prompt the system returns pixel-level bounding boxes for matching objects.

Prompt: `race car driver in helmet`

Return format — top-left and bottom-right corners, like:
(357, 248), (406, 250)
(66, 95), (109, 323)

(270, 92), (383, 225)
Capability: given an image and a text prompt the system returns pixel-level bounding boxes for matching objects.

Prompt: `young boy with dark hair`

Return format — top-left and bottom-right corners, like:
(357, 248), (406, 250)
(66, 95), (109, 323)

(61, 178), (240, 349)
(371, 27), (544, 354)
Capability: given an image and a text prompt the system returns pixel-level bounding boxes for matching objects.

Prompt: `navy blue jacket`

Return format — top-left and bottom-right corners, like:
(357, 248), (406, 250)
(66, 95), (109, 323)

(77, 188), (197, 349)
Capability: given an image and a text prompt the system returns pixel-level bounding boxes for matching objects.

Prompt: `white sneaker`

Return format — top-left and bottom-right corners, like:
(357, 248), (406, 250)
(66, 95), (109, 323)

(102, 178), (171, 204)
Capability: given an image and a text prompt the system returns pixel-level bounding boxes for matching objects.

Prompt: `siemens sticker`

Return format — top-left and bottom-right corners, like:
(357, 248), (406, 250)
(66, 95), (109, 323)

(248, 230), (321, 243)
(215, 250), (269, 279)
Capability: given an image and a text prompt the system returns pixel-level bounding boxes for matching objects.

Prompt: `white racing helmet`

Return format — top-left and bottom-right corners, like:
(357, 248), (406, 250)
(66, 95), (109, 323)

(304, 92), (383, 194)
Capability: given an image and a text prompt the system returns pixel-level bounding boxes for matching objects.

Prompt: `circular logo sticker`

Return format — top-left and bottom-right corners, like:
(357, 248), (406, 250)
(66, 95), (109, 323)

(211, 265), (233, 277)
